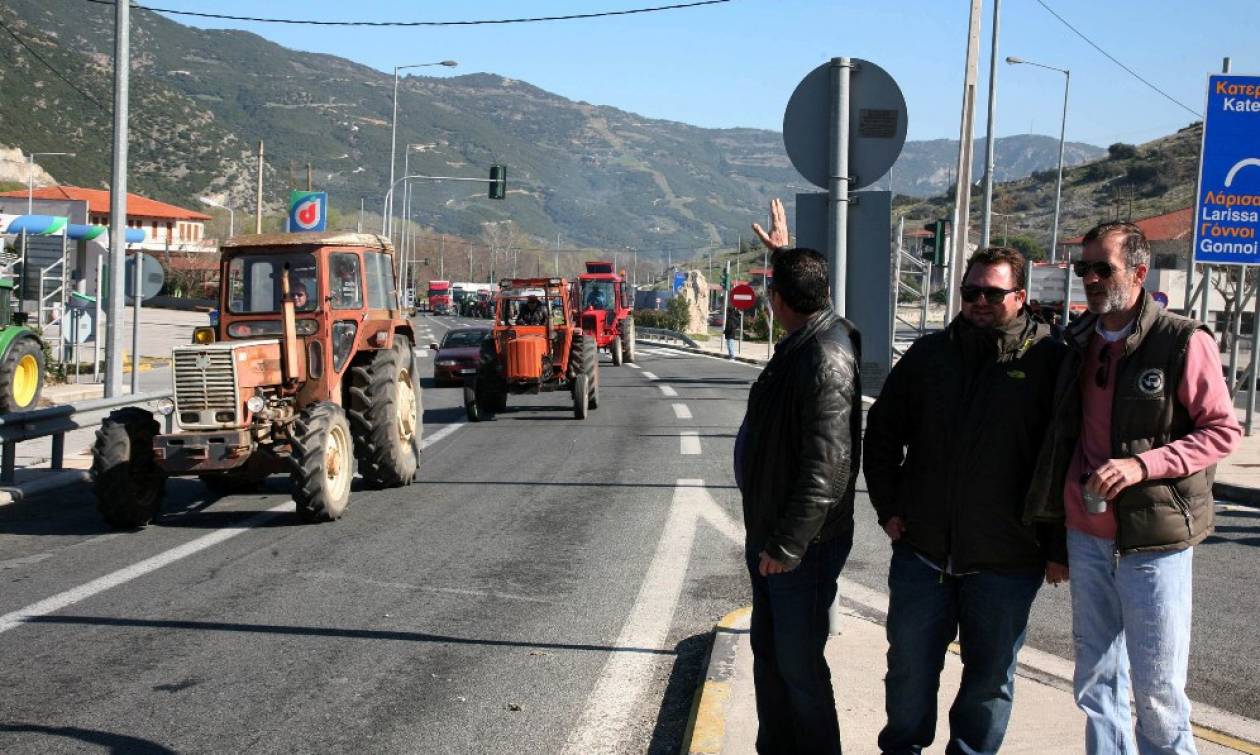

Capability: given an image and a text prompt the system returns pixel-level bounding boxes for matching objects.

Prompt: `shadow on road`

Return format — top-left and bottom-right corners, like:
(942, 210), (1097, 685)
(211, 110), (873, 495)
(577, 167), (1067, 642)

(0, 723), (177, 754)
(26, 615), (678, 657)
(647, 632), (712, 755)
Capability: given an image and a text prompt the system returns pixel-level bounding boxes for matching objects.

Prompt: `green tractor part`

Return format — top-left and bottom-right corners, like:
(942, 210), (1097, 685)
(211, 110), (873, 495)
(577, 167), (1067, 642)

(0, 278), (45, 413)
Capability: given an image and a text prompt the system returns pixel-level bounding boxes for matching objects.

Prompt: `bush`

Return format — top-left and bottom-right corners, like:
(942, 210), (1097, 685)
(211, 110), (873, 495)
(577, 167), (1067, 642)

(1108, 143), (1138, 160)
(1126, 164), (1160, 184)
(1007, 234), (1046, 262)
(632, 308), (671, 330)
(666, 294), (692, 333)
(746, 306), (786, 342)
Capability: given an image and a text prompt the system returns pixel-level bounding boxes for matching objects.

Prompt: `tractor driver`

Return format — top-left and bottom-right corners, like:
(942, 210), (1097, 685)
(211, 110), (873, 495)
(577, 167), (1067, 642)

(585, 284), (609, 311)
(290, 282), (310, 310)
(516, 295), (548, 326)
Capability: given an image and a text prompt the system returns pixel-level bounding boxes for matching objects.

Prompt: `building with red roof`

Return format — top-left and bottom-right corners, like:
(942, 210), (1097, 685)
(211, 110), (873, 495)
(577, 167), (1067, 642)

(0, 186), (214, 252)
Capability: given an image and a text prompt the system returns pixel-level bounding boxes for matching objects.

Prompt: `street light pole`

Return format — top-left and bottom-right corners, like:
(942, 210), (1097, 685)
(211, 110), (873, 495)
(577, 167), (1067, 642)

(105, 0), (130, 397)
(26, 152), (75, 215)
(980, 0), (1001, 248)
(198, 196), (234, 238)
(1007, 56), (1070, 262)
(386, 60), (457, 239)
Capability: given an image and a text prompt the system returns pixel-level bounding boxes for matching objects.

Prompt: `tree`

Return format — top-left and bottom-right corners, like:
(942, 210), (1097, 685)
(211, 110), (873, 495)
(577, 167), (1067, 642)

(1107, 143), (1138, 160)
(1006, 234), (1046, 262)
(666, 294), (691, 333)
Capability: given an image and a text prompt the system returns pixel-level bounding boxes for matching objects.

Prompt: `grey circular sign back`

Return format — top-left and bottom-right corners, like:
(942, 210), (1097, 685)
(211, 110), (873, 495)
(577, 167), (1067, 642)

(783, 58), (908, 191)
(125, 253), (166, 302)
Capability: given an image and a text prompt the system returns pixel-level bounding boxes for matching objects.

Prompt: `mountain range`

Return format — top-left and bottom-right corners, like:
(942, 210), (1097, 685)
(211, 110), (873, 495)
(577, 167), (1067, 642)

(2, 0), (1105, 257)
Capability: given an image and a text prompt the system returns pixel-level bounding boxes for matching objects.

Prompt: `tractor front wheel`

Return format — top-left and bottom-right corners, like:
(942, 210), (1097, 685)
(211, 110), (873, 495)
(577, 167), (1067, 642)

(611, 335), (623, 366)
(621, 317), (636, 364)
(348, 335), (419, 489)
(92, 407), (165, 528)
(0, 336), (44, 413)
(289, 402), (354, 523)
(573, 373), (590, 420)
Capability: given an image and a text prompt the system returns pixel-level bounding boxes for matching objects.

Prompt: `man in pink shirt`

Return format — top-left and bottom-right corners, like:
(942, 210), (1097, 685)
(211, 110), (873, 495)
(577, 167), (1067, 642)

(1027, 221), (1240, 754)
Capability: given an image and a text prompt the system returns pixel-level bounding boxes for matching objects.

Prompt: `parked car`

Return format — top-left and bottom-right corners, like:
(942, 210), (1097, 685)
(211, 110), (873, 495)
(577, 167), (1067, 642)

(430, 327), (491, 386)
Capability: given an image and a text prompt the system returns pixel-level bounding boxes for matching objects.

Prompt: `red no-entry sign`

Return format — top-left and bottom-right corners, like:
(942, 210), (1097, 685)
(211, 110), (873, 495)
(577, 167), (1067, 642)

(730, 283), (756, 311)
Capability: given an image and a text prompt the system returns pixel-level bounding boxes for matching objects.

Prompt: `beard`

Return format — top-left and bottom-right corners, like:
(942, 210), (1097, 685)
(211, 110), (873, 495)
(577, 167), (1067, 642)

(1086, 275), (1133, 315)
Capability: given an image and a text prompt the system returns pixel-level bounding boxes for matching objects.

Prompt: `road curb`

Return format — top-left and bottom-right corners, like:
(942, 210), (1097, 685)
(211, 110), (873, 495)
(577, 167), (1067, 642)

(0, 469), (91, 506)
(681, 606), (750, 755)
(636, 337), (765, 366)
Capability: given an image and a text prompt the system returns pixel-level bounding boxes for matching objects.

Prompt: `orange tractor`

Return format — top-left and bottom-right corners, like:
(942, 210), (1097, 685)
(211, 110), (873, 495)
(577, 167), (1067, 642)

(577, 261), (636, 366)
(91, 232), (422, 528)
(464, 277), (598, 421)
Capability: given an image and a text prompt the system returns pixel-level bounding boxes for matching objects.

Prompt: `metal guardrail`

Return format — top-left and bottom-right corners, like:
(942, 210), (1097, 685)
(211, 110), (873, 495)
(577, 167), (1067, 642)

(636, 326), (700, 349)
(0, 390), (172, 484)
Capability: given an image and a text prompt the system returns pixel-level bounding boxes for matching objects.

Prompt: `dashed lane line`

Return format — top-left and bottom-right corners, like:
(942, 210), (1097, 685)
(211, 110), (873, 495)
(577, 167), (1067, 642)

(641, 371), (658, 381)
(0, 422), (469, 636)
(672, 404), (692, 420)
(679, 432), (701, 455)
(659, 385), (678, 397)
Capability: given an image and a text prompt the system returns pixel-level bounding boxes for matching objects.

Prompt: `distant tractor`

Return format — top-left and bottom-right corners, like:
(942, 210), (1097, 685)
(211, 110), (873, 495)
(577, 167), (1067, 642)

(464, 277), (598, 421)
(577, 261), (635, 366)
(91, 232), (422, 529)
(0, 276), (45, 412)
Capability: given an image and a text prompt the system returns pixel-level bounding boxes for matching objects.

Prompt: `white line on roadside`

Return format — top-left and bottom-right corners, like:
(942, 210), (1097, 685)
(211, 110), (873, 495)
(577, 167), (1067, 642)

(0, 422), (470, 637)
(562, 479), (741, 754)
(679, 431), (701, 455)
(672, 404), (692, 420)
(659, 385), (678, 397)
(641, 371), (658, 380)
(627, 364), (641, 370)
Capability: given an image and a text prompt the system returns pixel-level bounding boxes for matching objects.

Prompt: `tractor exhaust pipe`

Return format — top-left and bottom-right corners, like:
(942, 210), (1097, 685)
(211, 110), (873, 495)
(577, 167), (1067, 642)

(279, 265), (301, 384)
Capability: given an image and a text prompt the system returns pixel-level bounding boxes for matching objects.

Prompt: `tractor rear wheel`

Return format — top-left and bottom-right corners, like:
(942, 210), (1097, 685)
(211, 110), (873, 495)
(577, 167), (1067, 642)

(611, 335), (623, 366)
(348, 336), (419, 489)
(590, 364), (600, 410)
(464, 384), (482, 422)
(92, 407), (165, 528)
(573, 372), (590, 419)
(0, 335), (44, 413)
(289, 402), (354, 523)
(621, 317), (636, 364)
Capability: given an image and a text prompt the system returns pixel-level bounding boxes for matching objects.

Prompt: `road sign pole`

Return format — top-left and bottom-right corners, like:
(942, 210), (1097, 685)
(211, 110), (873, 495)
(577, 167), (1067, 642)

(1248, 280), (1259, 435)
(829, 58), (852, 316)
(131, 252), (141, 393)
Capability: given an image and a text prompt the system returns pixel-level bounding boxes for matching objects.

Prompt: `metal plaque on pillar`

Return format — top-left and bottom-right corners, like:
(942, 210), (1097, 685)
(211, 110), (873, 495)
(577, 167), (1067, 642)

(783, 59), (908, 191)
(796, 190), (893, 394)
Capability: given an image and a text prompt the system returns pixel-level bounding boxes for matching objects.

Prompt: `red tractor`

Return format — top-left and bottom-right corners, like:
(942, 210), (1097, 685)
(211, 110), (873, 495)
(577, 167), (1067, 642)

(577, 261), (636, 366)
(464, 277), (598, 421)
(91, 232), (421, 528)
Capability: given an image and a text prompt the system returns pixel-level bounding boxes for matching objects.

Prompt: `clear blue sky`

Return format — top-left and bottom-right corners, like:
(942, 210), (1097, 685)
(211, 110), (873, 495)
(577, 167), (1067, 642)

(150, 0), (1258, 148)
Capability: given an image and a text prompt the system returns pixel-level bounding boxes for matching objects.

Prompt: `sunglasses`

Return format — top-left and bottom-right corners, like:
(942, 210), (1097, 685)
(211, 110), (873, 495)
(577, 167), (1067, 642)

(1072, 260), (1122, 279)
(959, 285), (1019, 305)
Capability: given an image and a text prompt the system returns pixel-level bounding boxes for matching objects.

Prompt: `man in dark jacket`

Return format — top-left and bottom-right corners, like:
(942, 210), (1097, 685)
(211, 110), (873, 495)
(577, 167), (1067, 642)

(864, 246), (1067, 755)
(734, 234), (862, 753)
(1026, 222), (1239, 754)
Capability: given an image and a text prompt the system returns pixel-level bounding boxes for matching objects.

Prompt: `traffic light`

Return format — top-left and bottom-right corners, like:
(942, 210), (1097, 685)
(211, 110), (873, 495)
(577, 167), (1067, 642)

(720, 268), (730, 289)
(488, 164), (507, 200)
(921, 219), (947, 265)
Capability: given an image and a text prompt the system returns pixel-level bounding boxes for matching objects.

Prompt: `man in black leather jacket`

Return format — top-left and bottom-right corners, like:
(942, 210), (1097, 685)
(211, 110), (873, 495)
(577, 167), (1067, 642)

(735, 203), (862, 754)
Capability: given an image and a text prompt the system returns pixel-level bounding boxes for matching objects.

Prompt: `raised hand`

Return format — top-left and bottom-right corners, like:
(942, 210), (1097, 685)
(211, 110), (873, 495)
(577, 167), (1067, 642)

(752, 197), (790, 251)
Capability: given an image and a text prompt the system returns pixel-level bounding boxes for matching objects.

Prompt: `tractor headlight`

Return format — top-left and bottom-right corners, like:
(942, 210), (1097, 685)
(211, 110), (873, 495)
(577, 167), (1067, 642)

(192, 326), (215, 344)
(246, 395), (266, 414)
(155, 397), (176, 416)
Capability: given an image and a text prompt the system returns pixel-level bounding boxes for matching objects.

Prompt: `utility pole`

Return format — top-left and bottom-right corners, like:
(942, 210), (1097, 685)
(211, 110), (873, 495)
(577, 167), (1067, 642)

(438, 234), (444, 279)
(104, 0), (130, 397)
(980, 0), (1001, 248)
(255, 141), (265, 234)
(947, 0), (983, 319)
(358, 196), (364, 233)
(306, 163), (312, 192)
(554, 233), (561, 276)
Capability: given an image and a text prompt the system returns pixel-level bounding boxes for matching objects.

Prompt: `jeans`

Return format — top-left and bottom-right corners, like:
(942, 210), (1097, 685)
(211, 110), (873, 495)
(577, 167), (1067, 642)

(726, 337), (737, 358)
(879, 545), (1042, 755)
(746, 533), (853, 755)
(1067, 530), (1197, 755)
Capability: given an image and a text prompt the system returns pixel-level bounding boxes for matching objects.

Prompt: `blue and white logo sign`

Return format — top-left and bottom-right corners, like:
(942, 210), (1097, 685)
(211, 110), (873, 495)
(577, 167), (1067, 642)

(288, 191), (327, 232)
(672, 271), (686, 293)
(1193, 74), (1260, 265)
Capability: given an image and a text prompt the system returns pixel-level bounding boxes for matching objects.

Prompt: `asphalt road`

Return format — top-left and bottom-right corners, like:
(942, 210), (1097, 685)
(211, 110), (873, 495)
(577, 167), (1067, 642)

(1, 313), (1257, 753)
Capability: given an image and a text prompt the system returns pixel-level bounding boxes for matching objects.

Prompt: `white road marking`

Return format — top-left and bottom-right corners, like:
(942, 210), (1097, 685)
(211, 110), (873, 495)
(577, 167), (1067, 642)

(641, 371), (658, 380)
(415, 350), (432, 359)
(0, 422), (470, 636)
(562, 479), (741, 754)
(679, 431), (701, 455)
(659, 385), (678, 397)
(672, 403), (692, 420)
(627, 363), (642, 370)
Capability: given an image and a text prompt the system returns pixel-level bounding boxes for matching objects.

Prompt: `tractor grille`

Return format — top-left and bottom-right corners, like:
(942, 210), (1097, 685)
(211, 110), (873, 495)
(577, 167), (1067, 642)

(173, 347), (240, 428)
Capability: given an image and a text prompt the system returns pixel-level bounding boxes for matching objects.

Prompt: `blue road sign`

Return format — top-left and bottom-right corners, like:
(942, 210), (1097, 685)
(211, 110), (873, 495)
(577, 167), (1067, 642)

(1193, 74), (1260, 266)
(288, 191), (327, 232)
(672, 271), (686, 292)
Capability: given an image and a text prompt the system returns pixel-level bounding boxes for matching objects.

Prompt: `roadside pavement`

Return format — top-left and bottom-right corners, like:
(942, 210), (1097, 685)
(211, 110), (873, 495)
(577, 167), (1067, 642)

(686, 600), (1255, 755)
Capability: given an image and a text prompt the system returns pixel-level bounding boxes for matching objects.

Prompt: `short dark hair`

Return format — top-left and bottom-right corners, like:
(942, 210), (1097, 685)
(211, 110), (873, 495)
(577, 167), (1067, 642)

(770, 247), (829, 314)
(1082, 221), (1150, 269)
(962, 246), (1027, 290)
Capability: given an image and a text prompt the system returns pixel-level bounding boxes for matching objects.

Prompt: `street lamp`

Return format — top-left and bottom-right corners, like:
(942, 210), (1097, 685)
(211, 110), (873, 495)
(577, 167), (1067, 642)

(198, 195), (235, 238)
(26, 151), (75, 215)
(386, 59), (457, 238)
(1007, 55), (1070, 263)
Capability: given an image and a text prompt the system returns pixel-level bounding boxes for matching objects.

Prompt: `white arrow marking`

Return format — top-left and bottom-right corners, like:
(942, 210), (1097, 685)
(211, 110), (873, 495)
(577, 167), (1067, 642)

(562, 479), (741, 754)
